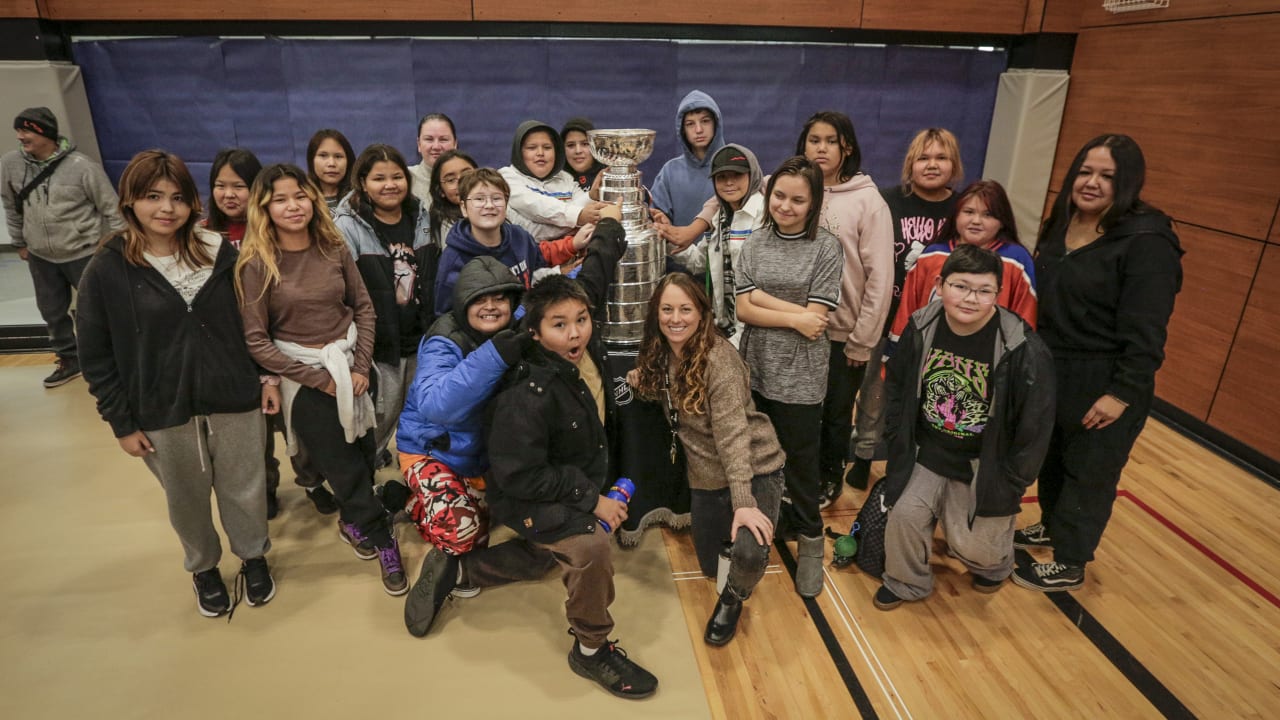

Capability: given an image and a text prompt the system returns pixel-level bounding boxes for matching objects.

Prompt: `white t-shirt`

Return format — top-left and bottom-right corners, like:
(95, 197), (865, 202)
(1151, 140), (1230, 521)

(144, 231), (222, 306)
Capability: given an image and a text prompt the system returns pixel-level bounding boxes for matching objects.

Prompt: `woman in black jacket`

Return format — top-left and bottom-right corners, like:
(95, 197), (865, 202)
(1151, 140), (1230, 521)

(1013, 134), (1183, 592)
(77, 150), (277, 618)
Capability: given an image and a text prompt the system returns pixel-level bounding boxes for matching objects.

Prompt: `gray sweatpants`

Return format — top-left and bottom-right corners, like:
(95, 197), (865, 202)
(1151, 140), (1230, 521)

(142, 409), (270, 573)
(883, 463), (1016, 601)
(851, 338), (887, 461)
(373, 356), (417, 456)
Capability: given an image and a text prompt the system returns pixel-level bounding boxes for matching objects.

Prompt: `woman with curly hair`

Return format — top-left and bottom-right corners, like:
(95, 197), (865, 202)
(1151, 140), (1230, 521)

(235, 163), (407, 596)
(630, 273), (785, 646)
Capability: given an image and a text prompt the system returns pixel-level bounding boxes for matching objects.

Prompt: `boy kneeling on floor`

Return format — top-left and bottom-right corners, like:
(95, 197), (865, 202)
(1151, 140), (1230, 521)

(404, 215), (658, 699)
(874, 244), (1054, 610)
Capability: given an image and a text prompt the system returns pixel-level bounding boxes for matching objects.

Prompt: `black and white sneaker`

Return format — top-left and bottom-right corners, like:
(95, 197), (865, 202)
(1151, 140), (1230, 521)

(239, 557), (276, 606)
(873, 584), (904, 611)
(567, 632), (658, 699)
(1013, 561), (1084, 592)
(1013, 522), (1052, 549)
(193, 568), (230, 617)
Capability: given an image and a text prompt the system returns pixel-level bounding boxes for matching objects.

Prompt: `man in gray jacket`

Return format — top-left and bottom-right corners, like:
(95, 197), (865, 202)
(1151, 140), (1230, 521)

(2, 107), (125, 387)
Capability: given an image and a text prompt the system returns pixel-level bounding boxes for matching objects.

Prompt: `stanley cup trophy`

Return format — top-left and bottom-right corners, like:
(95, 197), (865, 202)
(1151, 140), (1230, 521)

(587, 129), (663, 346)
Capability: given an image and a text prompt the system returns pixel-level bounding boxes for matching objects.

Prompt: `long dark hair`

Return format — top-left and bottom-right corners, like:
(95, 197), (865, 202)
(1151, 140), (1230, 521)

(632, 273), (719, 415)
(1042, 133), (1160, 240)
(935, 180), (1021, 248)
(795, 110), (862, 183)
(428, 149), (477, 245)
(205, 148), (262, 233)
(763, 156), (825, 240)
(306, 128), (355, 199)
(350, 143), (413, 215)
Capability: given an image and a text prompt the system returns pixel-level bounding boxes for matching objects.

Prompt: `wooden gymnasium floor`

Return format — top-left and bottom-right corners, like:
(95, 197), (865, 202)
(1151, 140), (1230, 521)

(3, 352), (1279, 719)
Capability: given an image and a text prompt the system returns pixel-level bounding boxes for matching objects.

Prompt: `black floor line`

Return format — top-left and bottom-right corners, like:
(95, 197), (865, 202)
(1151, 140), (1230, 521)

(774, 539), (880, 720)
(1015, 549), (1197, 720)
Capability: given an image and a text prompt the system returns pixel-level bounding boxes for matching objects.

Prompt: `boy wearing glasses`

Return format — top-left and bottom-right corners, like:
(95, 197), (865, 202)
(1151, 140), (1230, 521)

(873, 244), (1054, 610)
(434, 168), (595, 315)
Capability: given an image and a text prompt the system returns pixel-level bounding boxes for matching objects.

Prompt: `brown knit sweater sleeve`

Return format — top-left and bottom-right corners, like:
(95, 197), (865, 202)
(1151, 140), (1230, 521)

(704, 341), (762, 511)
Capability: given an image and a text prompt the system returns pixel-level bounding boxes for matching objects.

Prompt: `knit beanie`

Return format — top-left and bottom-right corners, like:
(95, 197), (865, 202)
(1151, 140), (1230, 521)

(14, 107), (58, 138)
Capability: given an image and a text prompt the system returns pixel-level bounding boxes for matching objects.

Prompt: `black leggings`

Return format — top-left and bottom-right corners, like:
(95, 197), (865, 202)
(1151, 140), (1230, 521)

(754, 392), (823, 538)
(291, 386), (390, 546)
(820, 341), (868, 485)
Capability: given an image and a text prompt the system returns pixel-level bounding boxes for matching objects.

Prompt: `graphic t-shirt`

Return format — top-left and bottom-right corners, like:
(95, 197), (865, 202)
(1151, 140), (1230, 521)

(374, 213), (421, 353)
(880, 186), (956, 334)
(915, 314), (998, 482)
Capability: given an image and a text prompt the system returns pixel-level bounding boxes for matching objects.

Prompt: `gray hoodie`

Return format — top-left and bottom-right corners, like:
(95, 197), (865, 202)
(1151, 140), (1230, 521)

(1, 138), (125, 262)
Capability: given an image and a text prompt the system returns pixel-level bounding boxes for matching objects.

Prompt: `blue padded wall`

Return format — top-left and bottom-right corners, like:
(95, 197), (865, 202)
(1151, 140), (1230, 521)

(72, 37), (1006, 198)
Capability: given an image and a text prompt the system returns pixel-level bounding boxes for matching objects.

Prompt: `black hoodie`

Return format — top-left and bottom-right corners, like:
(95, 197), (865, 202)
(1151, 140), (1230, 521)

(76, 234), (261, 437)
(1034, 211), (1184, 406)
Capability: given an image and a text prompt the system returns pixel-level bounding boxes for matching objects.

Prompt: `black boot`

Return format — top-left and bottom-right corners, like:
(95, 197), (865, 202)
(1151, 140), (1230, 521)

(704, 588), (743, 646)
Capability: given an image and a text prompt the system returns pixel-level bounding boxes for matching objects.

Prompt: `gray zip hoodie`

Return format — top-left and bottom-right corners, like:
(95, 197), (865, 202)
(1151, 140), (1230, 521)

(1, 138), (124, 262)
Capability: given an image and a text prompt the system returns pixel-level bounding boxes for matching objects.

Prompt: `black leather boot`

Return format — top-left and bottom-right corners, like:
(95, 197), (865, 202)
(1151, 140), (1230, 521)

(704, 588), (744, 646)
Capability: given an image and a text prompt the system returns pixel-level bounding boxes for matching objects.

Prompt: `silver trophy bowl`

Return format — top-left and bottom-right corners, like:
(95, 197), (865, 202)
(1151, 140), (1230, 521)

(587, 128), (661, 346)
(587, 129), (656, 168)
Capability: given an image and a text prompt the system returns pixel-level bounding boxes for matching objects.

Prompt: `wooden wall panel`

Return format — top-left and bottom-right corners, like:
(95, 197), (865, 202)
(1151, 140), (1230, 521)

(861, 0), (1028, 34)
(1041, 0), (1083, 32)
(471, 0), (862, 28)
(1208, 244), (1280, 459)
(1155, 226), (1263, 419)
(0, 0), (39, 17)
(1080, 0), (1280, 28)
(1024, 0), (1046, 32)
(1050, 15), (1280, 241)
(40, 0), (472, 21)
(1271, 204), (1280, 244)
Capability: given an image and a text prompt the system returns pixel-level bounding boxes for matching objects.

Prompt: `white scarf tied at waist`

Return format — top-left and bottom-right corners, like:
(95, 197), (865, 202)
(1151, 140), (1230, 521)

(274, 321), (376, 453)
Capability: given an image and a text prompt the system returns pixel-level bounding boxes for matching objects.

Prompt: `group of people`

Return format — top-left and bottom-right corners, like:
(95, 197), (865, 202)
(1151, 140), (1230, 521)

(1, 90), (1182, 701)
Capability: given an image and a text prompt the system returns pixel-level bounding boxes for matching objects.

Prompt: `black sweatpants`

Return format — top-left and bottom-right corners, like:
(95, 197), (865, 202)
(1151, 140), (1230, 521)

(820, 341), (868, 488)
(291, 385), (390, 546)
(1036, 356), (1151, 566)
(754, 392), (823, 538)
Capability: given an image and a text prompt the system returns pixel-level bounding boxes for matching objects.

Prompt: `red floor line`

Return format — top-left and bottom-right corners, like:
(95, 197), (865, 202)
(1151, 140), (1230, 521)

(1022, 491), (1280, 611)
(1115, 489), (1280, 611)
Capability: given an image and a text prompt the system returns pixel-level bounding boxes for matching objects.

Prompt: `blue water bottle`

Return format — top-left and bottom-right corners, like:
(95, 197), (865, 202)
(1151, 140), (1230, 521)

(598, 477), (635, 533)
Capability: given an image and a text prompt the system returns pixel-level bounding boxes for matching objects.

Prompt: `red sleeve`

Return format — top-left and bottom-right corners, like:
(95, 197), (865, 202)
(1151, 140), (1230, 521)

(539, 235), (578, 266)
(1002, 268), (1038, 330)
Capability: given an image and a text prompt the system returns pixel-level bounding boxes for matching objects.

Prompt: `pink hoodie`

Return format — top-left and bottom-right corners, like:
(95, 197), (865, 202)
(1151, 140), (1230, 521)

(818, 173), (894, 362)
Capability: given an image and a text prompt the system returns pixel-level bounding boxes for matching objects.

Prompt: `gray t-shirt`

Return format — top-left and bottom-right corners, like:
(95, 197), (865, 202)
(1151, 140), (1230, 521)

(735, 226), (843, 405)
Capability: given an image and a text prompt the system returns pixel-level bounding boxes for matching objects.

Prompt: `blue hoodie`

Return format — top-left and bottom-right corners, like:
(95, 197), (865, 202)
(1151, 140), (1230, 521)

(650, 90), (727, 226)
(434, 219), (548, 316)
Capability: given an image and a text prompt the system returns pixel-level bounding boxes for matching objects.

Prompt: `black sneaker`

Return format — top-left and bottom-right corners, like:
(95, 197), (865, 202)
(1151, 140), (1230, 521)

(266, 490), (280, 520)
(43, 357), (80, 388)
(239, 557), (276, 606)
(193, 568), (230, 617)
(846, 457), (872, 491)
(567, 633), (659, 699)
(872, 584), (904, 611)
(338, 520), (378, 560)
(404, 548), (457, 637)
(307, 486), (339, 515)
(972, 574), (1005, 594)
(1013, 522), (1052, 549)
(1013, 561), (1084, 592)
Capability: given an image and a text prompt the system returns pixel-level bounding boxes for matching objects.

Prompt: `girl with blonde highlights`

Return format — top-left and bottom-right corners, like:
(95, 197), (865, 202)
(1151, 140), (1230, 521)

(630, 273), (786, 647)
(235, 163), (409, 596)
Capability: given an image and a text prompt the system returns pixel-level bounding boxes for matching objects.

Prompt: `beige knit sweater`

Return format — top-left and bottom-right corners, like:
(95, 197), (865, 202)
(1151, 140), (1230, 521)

(668, 336), (786, 510)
